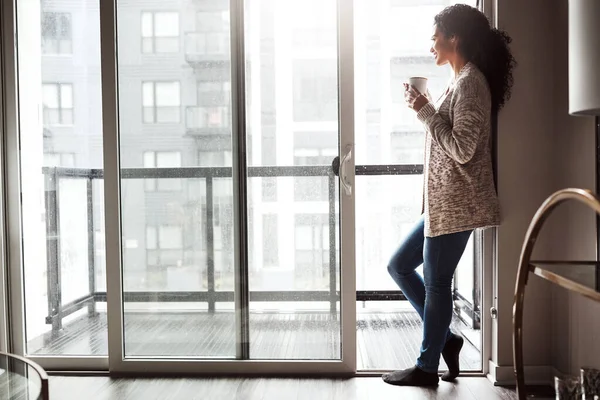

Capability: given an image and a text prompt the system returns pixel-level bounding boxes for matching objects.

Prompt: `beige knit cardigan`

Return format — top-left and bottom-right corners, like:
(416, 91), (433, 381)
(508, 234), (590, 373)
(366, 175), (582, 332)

(417, 62), (500, 237)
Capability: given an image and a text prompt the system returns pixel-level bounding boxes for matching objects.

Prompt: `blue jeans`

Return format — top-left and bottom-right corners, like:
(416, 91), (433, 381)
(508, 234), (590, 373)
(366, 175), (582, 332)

(387, 216), (472, 373)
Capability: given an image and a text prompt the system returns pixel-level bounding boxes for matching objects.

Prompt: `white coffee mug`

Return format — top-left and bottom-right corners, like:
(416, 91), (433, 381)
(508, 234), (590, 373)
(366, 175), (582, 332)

(408, 77), (428, 94)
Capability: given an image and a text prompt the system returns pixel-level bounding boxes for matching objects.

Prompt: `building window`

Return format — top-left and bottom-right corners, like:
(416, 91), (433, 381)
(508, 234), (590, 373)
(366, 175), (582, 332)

(142, 82), (180, 123)
(262, 214), (278, 267)
(41, 13), (72, 54)
(42, 83), (73, 126)
(141, 11), (179, 53)
(44, 153), (75, 167)
(293, 148), (337, 202)
(143, 151), (181, 191)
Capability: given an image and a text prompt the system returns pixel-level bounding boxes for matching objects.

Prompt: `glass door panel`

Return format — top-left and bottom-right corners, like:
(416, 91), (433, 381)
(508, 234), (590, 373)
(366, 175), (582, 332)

(116, 1), (236, 358)
(103, 0), (354, 372)
(15, 0), (108, 357)
(245, 0), (342, 360)
(353, 0), (481, 371)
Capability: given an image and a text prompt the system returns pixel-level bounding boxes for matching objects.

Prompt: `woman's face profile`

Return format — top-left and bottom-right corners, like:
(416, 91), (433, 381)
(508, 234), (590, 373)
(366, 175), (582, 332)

(430, 25), (456, 67)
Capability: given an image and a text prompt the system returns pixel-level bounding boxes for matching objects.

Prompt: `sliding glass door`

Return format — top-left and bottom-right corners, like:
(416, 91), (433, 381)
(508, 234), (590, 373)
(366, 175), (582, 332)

(100, 0), (355, 373)
(5, 0), (487, 375)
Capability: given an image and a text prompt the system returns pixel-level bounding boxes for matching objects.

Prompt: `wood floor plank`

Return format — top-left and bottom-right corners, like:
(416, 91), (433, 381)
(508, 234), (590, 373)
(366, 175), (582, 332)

(48, 376), (517, 400)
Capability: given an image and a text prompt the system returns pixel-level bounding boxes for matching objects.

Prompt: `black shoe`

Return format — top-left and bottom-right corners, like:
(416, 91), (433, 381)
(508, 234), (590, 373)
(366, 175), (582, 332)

(382, 366), (439, 387)
(441, 333), (464, 382)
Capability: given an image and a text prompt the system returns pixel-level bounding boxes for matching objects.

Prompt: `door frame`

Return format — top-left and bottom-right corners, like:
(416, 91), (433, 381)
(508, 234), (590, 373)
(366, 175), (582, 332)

(2, 0), (27, 359)
(101, 0), (357, 374)
(0, 0), (10, 354)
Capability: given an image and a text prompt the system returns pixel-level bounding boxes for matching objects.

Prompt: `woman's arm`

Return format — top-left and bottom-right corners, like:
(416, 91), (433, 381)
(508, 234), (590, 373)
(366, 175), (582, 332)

(416, 77), (488, 165)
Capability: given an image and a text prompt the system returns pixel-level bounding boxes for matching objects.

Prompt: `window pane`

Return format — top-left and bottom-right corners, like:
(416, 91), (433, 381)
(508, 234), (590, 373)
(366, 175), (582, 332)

(42, 13), (73, 55)
(18, 0), (107, 357)
(156, 107), (180, 123)
(146, 227), (158, 249)
(143, 107), (154, 123)
(45, 109), (60, 125)
(59, 14), (72, 38)
(62, 109), (74, 125)
(156, 152), (181, 167)
(42, 84), (59, 108)
(142, 82), (154, 106)
(143, 152), (155, 167)
(154, 12), (179, 37)
(41, 13), (57, 37)
(142, 38), (153, 53)
(155, 38), (179, 53)
(141, 12), (153, 37)
(61, 84), (73, 108)
(155, 82), (180, 106)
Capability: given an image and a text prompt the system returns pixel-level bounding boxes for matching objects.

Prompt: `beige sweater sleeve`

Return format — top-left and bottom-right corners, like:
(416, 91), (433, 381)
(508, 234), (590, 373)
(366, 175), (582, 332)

(416, 77), (487, 165)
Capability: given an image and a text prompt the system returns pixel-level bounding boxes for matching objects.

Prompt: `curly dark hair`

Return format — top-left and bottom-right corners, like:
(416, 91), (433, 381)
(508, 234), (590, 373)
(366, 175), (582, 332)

(434, 4), (516, 112)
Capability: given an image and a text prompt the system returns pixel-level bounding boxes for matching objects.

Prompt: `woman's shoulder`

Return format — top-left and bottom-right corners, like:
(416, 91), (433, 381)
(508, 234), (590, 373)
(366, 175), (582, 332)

(454, 64), (490, 99)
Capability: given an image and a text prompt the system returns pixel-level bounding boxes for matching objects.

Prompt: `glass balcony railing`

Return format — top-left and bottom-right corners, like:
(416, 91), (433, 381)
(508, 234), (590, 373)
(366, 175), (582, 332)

(41, 164), (429, 333)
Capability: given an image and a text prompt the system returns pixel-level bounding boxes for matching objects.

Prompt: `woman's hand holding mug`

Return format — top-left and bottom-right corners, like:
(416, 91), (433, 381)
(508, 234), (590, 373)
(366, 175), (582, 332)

(404, 76), (429, 113)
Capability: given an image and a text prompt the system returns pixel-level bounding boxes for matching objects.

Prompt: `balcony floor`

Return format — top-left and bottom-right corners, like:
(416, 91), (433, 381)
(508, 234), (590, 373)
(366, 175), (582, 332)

(29, 310), (480, 371)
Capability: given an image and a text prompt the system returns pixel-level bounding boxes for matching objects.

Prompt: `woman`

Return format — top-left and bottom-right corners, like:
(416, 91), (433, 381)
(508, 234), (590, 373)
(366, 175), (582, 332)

(383, 4), (516, 387)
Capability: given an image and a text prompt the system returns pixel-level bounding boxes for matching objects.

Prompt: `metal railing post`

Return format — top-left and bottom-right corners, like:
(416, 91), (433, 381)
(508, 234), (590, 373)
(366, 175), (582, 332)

(87, 177), (97, 315)
(44, 169), (62, 332)
(206, 176), (216, 313)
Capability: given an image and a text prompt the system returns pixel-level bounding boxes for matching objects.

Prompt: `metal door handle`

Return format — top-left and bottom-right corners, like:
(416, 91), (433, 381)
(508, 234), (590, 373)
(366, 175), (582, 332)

(340, 144), (353, 196)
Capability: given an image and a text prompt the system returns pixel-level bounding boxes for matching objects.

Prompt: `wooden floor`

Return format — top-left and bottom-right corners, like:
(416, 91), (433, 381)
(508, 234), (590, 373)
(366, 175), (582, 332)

(30, 311), (481, 371)
(48, 376), (521, 400)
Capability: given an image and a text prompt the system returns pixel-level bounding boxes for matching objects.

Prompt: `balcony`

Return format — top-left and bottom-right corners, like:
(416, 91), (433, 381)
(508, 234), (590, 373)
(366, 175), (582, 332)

(185, 106), (231, 136)
(184, 32), (230, 65)
(33, 163), (481, 369)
